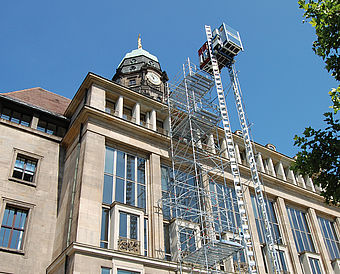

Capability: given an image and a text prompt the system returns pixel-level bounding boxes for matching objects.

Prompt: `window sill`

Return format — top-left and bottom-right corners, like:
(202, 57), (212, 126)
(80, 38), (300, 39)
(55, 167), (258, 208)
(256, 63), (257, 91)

(8, 177), (36, 187)
(0, 246), (25, 255)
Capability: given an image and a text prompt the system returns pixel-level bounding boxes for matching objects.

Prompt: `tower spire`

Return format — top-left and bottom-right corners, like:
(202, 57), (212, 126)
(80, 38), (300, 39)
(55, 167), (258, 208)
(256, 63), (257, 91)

(138, 34), (142, 49)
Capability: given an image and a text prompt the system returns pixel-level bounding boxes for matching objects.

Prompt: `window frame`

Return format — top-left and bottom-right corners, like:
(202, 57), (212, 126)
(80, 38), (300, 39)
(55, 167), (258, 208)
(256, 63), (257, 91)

(317, 216), (340, 261)
(103, 147), (147, 209)
(300, 251), (326, 274)
(286, 206), (316, 254)
(9, 149), (42, 187)
(111, 203), (145, 256)
(0, 198), (34, 254)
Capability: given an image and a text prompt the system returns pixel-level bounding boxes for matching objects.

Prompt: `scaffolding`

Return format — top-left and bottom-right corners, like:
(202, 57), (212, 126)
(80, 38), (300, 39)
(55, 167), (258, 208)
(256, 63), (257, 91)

(162, 59), (246, 273)
(162, 23), (280, 273)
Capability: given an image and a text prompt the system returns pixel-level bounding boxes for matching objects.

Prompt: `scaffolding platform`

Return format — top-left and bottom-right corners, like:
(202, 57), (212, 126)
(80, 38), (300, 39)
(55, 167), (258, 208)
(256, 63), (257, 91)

(183, 240), (243, 267)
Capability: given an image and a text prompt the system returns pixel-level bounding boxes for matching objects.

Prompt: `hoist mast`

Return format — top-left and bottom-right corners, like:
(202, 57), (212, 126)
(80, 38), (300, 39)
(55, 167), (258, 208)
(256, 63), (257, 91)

(201, 23), (281, 273)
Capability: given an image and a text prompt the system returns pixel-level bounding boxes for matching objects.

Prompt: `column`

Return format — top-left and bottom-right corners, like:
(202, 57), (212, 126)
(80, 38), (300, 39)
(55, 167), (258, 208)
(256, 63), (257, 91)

(207, 134), (216, 154)
(276, 197), (303, 274)
(150, 109), (156, 131)
(31, 114), (39, 129)
(308, 208), (333, 273)
(221, 138), (228, 158)
(256, 152), (265, 172)
(149, 153), (164, 259)
(243, 187), (267, 273)
(275, 162), (287, 181)
(234, 143), (242, 164)
(115, 96), (123, 118)
(132, 102), (140, 125)
(89, 84), (106, 112)
(163, 116), (170, 136)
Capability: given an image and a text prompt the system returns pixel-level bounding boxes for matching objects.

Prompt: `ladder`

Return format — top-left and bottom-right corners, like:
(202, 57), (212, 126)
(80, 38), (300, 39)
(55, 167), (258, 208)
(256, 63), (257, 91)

(228, 65), (280, 273)
(204, 25), (257, 274)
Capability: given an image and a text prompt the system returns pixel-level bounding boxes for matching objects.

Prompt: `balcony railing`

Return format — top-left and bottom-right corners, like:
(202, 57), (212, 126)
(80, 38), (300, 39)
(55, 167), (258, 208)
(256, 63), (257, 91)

(118, 237), (140, 255)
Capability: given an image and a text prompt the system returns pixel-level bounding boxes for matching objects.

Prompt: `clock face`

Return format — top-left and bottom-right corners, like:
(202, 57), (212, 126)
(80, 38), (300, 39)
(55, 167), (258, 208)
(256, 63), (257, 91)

(146, 72), (161, 85)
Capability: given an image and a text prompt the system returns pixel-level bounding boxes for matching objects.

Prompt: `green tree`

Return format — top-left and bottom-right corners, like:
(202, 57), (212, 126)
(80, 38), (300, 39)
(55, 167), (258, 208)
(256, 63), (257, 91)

(292, 0), (339, 205)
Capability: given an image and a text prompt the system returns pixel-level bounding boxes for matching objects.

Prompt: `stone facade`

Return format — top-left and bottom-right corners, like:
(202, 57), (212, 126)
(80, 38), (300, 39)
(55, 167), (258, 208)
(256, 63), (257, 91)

(0, 49), (340, 274)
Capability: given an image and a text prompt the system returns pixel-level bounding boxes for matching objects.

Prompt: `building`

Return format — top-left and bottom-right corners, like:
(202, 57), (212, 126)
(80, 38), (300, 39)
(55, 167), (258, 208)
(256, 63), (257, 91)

(0, 41), (339, 274)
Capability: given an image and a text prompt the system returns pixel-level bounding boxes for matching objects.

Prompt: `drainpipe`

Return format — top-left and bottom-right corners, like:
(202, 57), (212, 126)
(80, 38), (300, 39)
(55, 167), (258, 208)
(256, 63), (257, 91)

(65, 124), (83, 272)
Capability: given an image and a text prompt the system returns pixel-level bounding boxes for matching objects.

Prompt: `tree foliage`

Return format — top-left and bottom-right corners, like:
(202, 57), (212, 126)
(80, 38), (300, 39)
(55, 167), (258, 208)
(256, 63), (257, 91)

(292, 0), (340, 205)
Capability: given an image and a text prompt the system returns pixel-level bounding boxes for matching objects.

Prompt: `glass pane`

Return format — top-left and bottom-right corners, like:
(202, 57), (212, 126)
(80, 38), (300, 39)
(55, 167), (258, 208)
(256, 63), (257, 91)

(161, 166), (169, 191)
(126, 181), (135, 206)
(3, 208), (14, 226)
(137, 184), (146, 209)
(137, 158), (145, 184)
(144, 218), (147, 255)
(115, 178), (125, 203)
(119, 212), (127, 238)
(37, 120), (47, 132)
(21, 114), (31, 127)
(126, 155), (135, 181)
(100, 208), (109, 242)
(104, 147), (114, 174)
(101, 267), (111, 274)
(14, 210), (27, 229)
(11, 111), (21, 124)
(1, 108), (11, 120)
(0, 227), (10, 247)
(116, 151), (125, 178)
(130, 215), (138, 240)
(103, 174), (113, 204)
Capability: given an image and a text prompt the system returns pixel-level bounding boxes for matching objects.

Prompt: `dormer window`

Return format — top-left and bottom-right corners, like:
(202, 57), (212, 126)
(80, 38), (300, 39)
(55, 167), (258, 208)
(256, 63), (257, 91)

(129, 79), (136, 86)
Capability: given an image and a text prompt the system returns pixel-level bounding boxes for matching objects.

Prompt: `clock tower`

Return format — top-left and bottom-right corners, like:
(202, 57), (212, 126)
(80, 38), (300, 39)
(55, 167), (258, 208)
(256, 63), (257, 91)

(112, 36), (168, 102)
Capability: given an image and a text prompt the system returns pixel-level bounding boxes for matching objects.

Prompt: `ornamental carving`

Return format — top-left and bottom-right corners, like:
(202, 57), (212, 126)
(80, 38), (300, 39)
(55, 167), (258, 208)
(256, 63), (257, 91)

(118, 237), (140, 255)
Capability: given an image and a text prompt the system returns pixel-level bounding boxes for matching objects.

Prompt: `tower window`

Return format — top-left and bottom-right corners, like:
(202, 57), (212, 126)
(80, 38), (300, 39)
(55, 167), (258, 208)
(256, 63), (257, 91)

(129, 79), (136, 86)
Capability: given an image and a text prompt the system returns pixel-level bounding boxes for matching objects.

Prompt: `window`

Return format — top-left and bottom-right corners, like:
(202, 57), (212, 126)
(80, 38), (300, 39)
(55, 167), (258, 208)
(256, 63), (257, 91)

(12, 154), (38, 183)
(161, 166), (199, 222)
(123, 107), (132, 121)
(0, 205), (28, 250)
(209, 181), (240, 234)
(118, 211), (140, 254)
(309, 257), (322, 274)
(140, 113), (146, 126)
(105, 100), (115, 115)
(0, 107), (31, 127)
(129, 79), (136, 86)
(318, 217), (340, 260)
(101, 267), (111, 274)
(180, 227), (196, 253)
(287, 207), (315, 253)
(117, 270), (139, 274)
(251, 195), (281, 245)
(100, 208), (109, 248)
(163, 223), (171, 261)
(36, 119), (65, 137)
(103, 147), (146, 209)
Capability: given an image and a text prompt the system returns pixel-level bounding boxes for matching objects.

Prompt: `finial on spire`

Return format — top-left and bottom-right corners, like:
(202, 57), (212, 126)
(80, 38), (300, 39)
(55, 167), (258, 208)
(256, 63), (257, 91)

(138, 34), (142, 49)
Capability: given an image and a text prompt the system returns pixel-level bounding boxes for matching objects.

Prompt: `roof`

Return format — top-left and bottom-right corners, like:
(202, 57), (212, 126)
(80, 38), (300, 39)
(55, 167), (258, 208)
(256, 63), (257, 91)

(1, 87), (71, 116)
(118, 48), (159, 67)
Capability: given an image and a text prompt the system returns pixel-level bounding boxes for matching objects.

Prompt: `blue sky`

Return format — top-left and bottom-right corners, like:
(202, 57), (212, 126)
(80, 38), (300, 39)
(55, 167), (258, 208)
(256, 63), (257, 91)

(0, 1), (336, 157)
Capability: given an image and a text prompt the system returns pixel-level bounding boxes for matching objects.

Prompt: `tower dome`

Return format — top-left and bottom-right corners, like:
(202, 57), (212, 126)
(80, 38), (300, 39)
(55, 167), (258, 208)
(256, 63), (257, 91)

(112, 35), (168, 102)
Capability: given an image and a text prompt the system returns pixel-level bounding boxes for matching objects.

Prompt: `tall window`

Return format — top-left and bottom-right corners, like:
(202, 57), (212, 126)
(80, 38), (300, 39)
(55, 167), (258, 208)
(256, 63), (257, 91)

(0, 206), (28, 250)
(103, 147), (146, 209)
(309, 257), (322, 274)
(318, 217), (340, 260)
(161, 166), (199, 222)
(209, 181), (240, 234)
(287, 207), (315, 253)
(12, 155), (37, 183)
(251, 195), (281, 245)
